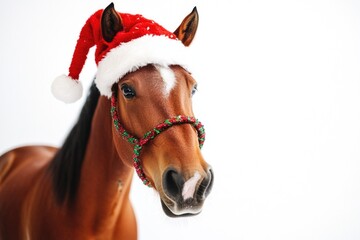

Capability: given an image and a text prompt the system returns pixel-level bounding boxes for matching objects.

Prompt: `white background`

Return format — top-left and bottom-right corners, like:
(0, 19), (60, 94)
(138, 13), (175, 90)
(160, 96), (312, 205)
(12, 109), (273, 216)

(1, 0), (360, 239)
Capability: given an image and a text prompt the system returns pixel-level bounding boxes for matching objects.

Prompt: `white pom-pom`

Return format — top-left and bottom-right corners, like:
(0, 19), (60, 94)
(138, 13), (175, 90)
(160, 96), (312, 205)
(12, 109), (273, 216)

(51, 75), (83, 103)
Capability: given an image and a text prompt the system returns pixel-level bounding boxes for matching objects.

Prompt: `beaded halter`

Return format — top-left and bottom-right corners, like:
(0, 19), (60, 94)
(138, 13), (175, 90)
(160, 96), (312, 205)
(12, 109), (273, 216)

(110, 92), (205, 187)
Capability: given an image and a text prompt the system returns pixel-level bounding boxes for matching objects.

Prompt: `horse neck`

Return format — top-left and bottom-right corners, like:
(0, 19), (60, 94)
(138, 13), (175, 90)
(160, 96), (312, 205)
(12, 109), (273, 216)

(73, 96), (134, 226)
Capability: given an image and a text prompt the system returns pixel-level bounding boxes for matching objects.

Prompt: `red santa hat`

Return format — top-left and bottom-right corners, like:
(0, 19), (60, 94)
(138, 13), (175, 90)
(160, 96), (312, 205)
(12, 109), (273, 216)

(51, 4), (191, 103)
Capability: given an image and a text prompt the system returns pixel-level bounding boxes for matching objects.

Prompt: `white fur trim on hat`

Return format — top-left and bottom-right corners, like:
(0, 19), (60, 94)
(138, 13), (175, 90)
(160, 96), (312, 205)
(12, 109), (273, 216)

(51, 75), (83, 103)
(95, 35), (191, 98)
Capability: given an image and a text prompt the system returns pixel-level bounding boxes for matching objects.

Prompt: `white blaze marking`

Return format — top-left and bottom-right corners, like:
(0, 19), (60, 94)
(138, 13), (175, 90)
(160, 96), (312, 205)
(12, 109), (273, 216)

(155, 65), (176, 96)
(182, 171), (201, 200)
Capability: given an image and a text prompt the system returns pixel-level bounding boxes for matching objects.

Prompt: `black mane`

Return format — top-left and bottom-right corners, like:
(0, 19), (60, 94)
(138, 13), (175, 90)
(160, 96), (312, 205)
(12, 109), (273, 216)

(49, 83), (100, 205)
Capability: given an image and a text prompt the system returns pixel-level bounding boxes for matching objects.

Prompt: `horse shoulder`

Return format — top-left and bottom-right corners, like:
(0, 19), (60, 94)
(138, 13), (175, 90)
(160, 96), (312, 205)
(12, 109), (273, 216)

(0, 145), (57, 182)
(0, 146), (58, 239)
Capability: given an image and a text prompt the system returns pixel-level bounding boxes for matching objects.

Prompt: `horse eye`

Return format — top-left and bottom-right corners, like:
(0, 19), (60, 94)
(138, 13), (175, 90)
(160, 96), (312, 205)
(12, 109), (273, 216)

(121, 84), (136, 99)
(191, 84), (198, 96)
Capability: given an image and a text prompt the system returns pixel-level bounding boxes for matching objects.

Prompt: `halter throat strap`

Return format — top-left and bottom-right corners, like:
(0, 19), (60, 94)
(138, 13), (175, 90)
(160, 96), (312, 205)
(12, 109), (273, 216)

(110, 93), (205, 187)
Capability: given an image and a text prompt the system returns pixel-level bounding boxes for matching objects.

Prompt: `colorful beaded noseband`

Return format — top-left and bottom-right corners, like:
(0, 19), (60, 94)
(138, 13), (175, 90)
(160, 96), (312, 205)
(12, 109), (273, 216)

(110, 93), (206, 187)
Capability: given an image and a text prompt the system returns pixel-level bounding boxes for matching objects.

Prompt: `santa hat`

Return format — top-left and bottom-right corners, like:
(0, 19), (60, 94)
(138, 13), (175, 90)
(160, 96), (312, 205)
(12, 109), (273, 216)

(51, 4), (191, 103)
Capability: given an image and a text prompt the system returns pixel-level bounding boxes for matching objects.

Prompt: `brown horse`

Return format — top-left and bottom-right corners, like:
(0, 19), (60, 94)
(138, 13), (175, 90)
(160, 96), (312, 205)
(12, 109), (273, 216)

(0, 3), (213, 240)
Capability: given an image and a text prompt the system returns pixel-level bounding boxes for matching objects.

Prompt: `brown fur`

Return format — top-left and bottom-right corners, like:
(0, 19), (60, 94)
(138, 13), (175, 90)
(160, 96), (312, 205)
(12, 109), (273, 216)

(0, 5), (211, 239)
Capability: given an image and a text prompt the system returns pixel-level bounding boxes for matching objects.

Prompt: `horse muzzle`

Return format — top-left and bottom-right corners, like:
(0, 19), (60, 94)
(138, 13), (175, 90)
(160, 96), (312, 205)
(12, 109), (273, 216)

(160, 167), (214, 217)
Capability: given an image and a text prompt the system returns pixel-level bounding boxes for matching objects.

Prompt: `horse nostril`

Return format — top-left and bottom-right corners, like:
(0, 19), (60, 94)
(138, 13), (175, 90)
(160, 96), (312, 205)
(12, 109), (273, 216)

(196, 168), (214, 199)
(205, 168), (214, 197)
(163, 169), (184, 201)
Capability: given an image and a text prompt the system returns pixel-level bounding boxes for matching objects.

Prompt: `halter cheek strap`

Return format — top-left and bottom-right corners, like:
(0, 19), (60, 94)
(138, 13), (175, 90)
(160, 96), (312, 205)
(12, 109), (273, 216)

(110, 93), (205, 187)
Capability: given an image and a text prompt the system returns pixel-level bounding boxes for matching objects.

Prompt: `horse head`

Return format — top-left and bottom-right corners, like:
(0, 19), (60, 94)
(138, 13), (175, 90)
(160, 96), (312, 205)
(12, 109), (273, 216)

(101, 3), (213, 217)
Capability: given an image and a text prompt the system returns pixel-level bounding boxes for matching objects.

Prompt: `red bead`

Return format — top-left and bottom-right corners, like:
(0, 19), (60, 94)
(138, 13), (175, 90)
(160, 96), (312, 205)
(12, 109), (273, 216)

(133, 161), (141, 168)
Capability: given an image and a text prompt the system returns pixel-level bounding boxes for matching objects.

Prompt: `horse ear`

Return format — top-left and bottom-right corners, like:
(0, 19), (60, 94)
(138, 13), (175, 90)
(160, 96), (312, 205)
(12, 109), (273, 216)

(174, 7), (199, 46)
(101, 3), (124, 43)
